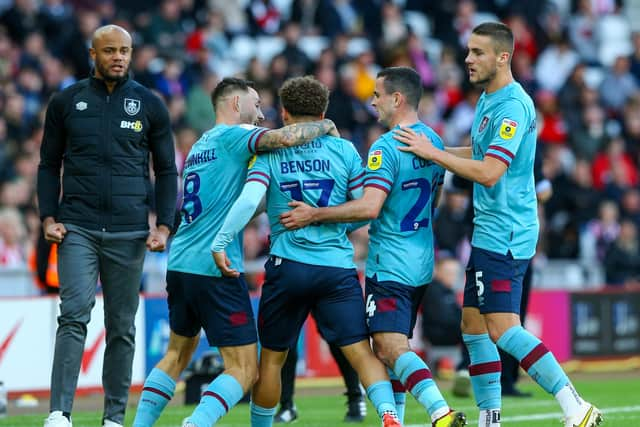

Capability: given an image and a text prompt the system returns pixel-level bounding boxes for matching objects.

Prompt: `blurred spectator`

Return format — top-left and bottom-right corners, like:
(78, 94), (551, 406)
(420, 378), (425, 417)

(594, 1), (632, 67)
(569, 103), (607, 161)
(174, 126), (198, 175)
(64, 10), (100, 79)
(435, 46), (465, 114)
(434, 188), (472, 260)
(630, 32), (640, 84)
(604, 219), (640, 286)
(332, 0), (361, 35)
(421, 256), (464, 346)
(20, 31), (46, 71)
(567, 0), (599, 64)
(143, 0), (187, 58)
(581, 200), (621, 262)
(591, 137), (638, 191)
(506, 14), (538, 61)
(290, 0), (342, 38)
(421, 256), (466, 374)
(599, 55), (639, 115)
(344, 49), (378, 103)
(0, 207), (28, 267)
(153, 56), (187, 99)
(380, 2), (408, 48)
(535, 31), (580, 93)
(280, 22), (312, 76)
(558, 63), (587, 131)
(41, 56), (76, 94)
(405, 33), (436, 88)
(247, 0), (281, 35)
(0, 0), (42, 44)
(208, 0), (248, 36)
(130, 44), (158, 89)
(622, 95), (640, 159)
(444, 87), (479, 147)
(621, 188), (640, 231)
(452, 0), (498, 50)
(512, 50), (537, 96)
(185, 71), (217, 134)
(549, 159), (599, 225)
(537, 90), (568, 146)
(16, 67), (43, 120)
(547, 159), (602, 258)
(40, 0), (75, 57)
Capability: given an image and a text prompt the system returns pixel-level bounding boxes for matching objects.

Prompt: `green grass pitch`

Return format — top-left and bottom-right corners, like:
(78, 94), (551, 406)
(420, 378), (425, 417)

(1, 376), (638, 426)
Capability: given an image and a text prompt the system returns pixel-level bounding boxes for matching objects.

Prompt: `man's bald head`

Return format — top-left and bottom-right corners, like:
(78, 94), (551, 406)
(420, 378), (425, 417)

(89, 24), (132, 86)
(91, 25), (131, 49)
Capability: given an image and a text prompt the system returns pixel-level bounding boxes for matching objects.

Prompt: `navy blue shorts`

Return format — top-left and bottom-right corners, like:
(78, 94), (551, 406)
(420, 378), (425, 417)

(258, 257), (368, 352)
(463, 247), (530, 314)
(364, 275), (426, 338)
(165, 270), (257, 347)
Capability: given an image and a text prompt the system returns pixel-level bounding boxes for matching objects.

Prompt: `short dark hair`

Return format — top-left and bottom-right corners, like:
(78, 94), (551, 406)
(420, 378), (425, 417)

(210, 77), (255, 112)
(376, 67), (422, 110)
(472, 22), (514, 57)
(278, 76), (329, 117)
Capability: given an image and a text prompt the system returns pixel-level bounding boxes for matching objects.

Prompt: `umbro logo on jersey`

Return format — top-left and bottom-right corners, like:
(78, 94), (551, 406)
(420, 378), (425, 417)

(75, 101), (88, 111)
(120, 120), (143, 132)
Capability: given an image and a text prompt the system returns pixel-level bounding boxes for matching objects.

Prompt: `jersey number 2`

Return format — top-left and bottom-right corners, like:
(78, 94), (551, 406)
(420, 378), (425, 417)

(400, 178), (432, 231)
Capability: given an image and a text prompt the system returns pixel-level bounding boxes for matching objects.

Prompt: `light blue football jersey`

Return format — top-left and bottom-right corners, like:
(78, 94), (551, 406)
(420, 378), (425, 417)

(470, 81), (538, 259)
(168, 124), (268, 276)
(364, 122), (445, 286)
(247, 135), (365, 269)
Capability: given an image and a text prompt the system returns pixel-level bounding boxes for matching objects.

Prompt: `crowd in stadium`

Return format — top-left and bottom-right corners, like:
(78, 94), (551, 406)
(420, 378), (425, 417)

(1, 0), (640, 289)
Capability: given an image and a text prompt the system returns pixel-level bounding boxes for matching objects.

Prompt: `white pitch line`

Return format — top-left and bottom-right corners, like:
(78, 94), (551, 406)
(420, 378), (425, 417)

(405, 405), (640, 426)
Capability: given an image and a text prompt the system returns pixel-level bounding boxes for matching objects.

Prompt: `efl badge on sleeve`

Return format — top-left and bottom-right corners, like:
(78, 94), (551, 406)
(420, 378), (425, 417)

(248, 155), (257, 169)
(124, 98), (141, 116)
(499, 119), (517, 139)
(368, 149), (382, 171)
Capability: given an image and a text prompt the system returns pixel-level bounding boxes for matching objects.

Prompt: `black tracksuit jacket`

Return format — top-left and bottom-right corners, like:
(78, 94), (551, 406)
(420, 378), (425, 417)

(37, 75), (177, 232)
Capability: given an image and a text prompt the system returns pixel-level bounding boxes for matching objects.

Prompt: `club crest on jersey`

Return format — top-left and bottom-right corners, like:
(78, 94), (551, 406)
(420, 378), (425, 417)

(499, 118), (517, 139)
(368, 149), (382, 170)
(124, 98), (141, 116)
(75, 101), (87, 111)
(479, 116), (489, 132)
(248, 155), (257, 169)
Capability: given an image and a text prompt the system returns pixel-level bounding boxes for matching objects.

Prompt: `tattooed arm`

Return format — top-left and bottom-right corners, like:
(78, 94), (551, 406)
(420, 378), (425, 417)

(257, 119), (338, 152)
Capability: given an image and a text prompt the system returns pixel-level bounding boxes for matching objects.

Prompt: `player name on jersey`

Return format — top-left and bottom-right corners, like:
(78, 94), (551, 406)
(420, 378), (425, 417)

(280, 159), (331, 174)
(184, 149), (217, 168)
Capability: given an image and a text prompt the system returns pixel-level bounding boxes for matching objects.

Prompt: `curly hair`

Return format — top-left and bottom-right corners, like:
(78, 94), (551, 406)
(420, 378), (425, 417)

(278, 76), (329, 117)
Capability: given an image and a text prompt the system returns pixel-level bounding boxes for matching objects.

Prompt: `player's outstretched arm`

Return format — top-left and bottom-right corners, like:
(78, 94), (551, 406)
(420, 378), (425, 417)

(445, 146), (473, 158)
(280, 187), (387, 230)
(211, 181), (267, 277)
(257, 119), (339, 151)
(394, 127), (506, 187)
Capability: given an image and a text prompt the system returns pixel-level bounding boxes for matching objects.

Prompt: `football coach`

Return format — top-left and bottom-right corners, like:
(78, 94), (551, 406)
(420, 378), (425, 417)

(37, 24), (177, 427)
